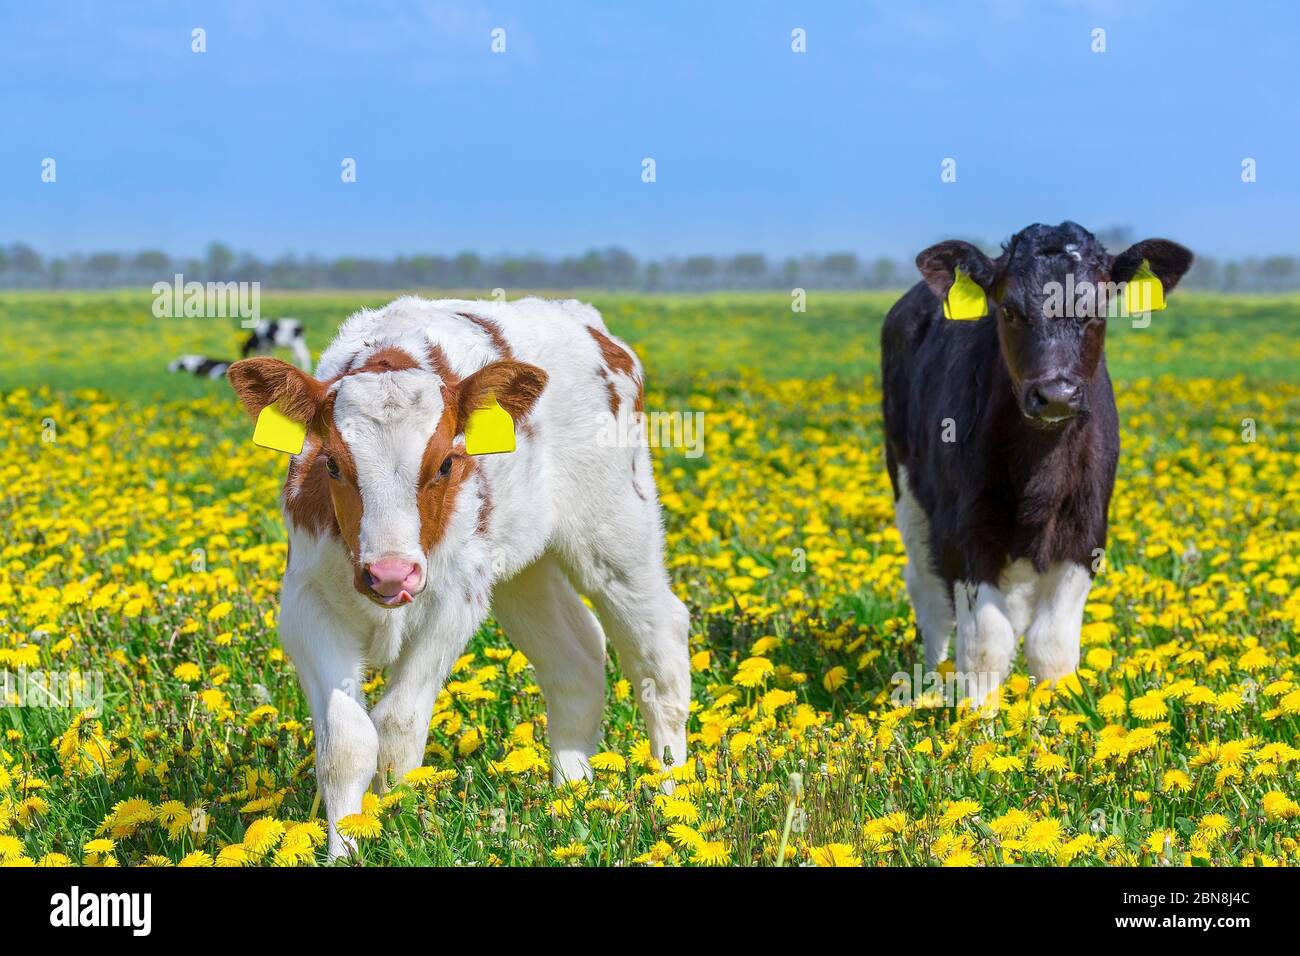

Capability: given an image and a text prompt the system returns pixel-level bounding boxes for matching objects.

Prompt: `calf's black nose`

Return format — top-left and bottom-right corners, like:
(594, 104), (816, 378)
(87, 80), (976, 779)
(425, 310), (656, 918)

(1025, 379), (1083, 421)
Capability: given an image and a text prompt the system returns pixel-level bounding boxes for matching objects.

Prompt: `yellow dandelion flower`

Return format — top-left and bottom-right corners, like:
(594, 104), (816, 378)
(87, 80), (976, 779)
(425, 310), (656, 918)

(987, 755), (1025, 774)
(939, 800), (981, 828)
(1022, 819), (1064, 853)
(822, 666), (848, 693)
(172, 662), (202, 682)
(667, 823), (704, 849)
(1033, 750), (1068, 773)
(1097, 691), (1127, 719)
(588, 752), (627, 773)
(734, 656), (775, 688)
(336, 813), (383, 840)
(207, 601), (233, 622)
(657, 797), (700, 822)
(551, 842), (587, 862)
(691, 840), (731, 866)
(216, 844), (250, 867)
(989, 808), (1030, 838)
(1193, 813), (1232, 846)
(809, 843), (861, 867)
(1130, 691), (1168, 721)
(242, 817), (285, 857)
(1262, 791), (1300, 820)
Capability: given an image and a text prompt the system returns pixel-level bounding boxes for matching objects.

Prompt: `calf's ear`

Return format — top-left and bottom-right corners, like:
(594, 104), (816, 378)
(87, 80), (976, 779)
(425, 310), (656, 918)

(916, 240), (997, 299)
(454, 360), (549, 433)
(227, 357), (325, 424)
(1110, 239), (1194, 292)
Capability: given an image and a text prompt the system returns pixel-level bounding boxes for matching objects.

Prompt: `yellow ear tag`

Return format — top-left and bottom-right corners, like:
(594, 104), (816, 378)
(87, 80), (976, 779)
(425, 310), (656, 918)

(1122, 259), (1165, 315)
(943, 268), (988, 320)
(252, 403), (307, 456)
(464, 395), (516, 456)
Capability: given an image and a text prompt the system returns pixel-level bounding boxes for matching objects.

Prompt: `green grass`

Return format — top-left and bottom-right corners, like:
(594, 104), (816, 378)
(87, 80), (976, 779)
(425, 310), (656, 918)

(1, 290), (1298, 867)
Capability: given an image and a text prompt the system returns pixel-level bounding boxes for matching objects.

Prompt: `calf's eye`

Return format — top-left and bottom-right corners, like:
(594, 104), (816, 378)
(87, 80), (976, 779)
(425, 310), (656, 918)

(439, 456), (454, 477)
(325, 456), (341, 480)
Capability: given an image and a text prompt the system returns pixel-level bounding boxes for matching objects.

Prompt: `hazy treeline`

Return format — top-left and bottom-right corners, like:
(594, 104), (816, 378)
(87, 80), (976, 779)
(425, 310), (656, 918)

(3, 232), (1299, 292)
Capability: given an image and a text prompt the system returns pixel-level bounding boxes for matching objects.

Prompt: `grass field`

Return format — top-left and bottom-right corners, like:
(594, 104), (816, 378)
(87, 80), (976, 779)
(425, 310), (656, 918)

(1, 290), (1298, 867)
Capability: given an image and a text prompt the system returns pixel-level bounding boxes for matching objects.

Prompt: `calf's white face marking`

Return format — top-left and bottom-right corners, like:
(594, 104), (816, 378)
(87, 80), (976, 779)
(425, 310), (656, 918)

(331, 367), (447, 596)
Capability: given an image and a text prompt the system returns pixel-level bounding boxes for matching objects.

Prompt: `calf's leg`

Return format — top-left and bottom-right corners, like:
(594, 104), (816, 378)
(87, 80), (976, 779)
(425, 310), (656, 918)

(369, 658), (442, 794)
(1024, 562), (1091, 682)
(953, 579), (1015, 710)
(492, 553), (607, 784)
(280, 590), (376, 859)
(371, 599), (484, 791)
(894, 466), (954, 667)
(593, 585), (691, 781)
(562, 539), (690, 783)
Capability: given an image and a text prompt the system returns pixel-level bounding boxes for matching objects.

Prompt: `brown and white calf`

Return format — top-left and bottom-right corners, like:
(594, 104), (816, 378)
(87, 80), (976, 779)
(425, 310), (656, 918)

(228, 296), (690, 856)
(881, 222), (1192, 701)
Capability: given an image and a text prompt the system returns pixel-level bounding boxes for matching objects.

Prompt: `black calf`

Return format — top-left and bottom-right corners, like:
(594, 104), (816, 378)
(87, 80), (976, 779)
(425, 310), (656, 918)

(882, 221), (1193, 591)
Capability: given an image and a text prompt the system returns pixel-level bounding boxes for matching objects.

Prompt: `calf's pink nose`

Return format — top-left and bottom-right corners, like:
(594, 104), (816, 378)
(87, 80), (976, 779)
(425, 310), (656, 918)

(364, 557), (422, 597)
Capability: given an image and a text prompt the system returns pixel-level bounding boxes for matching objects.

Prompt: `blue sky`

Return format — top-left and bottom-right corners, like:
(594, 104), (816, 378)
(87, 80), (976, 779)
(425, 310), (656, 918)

(2, 0), (1296, 260)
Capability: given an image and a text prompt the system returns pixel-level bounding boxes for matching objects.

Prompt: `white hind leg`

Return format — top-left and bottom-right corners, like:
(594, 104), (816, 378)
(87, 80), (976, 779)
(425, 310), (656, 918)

(895, 465), (954, 668)
(587, 581), (690, 780)
(492, 553), (607, 784)
(559, 507), (690, 779)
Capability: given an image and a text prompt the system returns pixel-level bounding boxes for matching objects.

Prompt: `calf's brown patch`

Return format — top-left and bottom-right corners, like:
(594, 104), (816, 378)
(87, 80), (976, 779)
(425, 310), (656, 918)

(416, 409), (471, 555)
(586, 325), (643, 414)
(344, 346), (421, 377)
(457, 312), (515, 360)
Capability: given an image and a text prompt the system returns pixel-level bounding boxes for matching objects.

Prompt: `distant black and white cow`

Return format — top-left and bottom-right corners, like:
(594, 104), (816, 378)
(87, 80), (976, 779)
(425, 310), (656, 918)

(168, 354), (234, 379)
(170, 319), (311, 378)
(881, 221), (1192, 699)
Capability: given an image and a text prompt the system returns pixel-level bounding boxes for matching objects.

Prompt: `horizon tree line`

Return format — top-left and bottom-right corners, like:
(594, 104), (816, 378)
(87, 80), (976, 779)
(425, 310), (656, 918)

(2, 231), (1298, 292)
